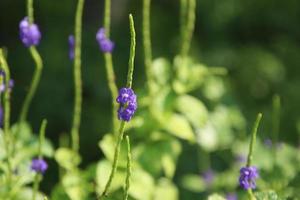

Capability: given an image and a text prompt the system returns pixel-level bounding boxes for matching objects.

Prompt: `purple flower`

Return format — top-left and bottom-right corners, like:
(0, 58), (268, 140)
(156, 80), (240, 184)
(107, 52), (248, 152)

(0, 106), (3, 127)
(202, 169), (214, 185)
(239, 166), (259, 190)
(68, 35), (75, 60)
(116, 88), (137, 121)
(96, 28), (114, 53)
(264, 138), (272, 148)
(0, 70), (14, 93)
(31, 158), (48, 174)
(235, 154), (247, 164)
(19, 17), (41, 47)
(226, 193), (237, 200)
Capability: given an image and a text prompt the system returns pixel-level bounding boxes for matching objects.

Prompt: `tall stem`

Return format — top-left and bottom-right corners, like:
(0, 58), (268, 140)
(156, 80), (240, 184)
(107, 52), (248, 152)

(71, 0), (85, 153)
(246, 113), (262, 200)
(100, 14), (136, 199)
(27, 0), (34, 23)
(180, 0), (187, 48)
(180, 0), (196, 57)
(103, 0), (118, 134)
(123, 136), (131, 200)
(272, 95), (280, 160)
(143, 0), (153, 94)
(0, 49), (13, 188)
(19, 47), (43, 123)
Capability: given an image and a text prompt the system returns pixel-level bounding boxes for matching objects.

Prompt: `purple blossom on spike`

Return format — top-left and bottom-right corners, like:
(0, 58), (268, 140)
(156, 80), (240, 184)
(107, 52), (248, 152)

(68, 35), (75, 60)
(116, 88), (137, 121)
(0, 70), (14, 93)
(31, 158), (48, 174)
(0, 106), (3, 127)
(239, 166), (259, 190)
(19, 17), (41, 47)
(96, 28), (114, 53)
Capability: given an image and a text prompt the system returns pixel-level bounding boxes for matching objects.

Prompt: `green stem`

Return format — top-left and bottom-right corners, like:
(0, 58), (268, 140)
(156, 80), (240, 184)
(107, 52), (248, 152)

(103, 0), (118, 135)
(19, 47), (43, 123)
(272, 95), (280, 157)
(180, 0), (196, 57)
(27, 0), (34, 23)
(38, 119), (47, 158)
(123, 136), (131, 200)
(32, 174), (41, 200)
(143, 0), (154, 94)
(246, 113), (262, 200)
(180, 0), (187, 48)
(104, 53), (119, 135)
(100, 121), (126, 198)
(0, 49), (13, 188)
(127, 14), (136, 89)
(71, 0), (85, 153)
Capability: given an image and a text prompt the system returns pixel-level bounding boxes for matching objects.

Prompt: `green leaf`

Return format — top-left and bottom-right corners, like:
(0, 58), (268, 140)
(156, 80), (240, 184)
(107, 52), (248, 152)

(255, 191), (284, 200)
(152, 58), (171, 86)
(181, 174), (205, 192)
(62, 171), (89, 200)
(153, 178), (178, 200)
(175, 95), (208, 128)
(55, 148), (81, 170)
(164, 114), (195, 142)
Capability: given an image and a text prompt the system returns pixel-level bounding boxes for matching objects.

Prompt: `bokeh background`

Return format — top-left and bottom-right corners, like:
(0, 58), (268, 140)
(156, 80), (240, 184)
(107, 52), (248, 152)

(1, 0), (300, 197)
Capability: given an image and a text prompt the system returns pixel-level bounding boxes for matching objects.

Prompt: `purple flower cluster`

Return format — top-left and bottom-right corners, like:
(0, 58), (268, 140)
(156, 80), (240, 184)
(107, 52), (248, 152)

(239, 166), (259, 190)
(226, 193), (237, 200)
(68, 35), (75, 60)
(116, 88), (137, 121)
(31, 158), (48, 174)
(0, 106), (3, 127)
(19, 17), (41, 47)
(202, 169), (214, 185)
(96, 28), (114, 53)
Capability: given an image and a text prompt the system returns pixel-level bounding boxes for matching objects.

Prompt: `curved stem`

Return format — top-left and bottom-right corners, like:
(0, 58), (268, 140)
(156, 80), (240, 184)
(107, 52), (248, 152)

(38, 119), (47, 158)
(180, 0), (196, 57)
(123, 135), (131, 200)
(0, 49), (12, 188)
(19, 47), (43, 123)
(100, 121), (126, 198)
(71, 0), (85, 153)
(27, 0), (34, 23)
(32, 174), (40, 200)
(126, 14), (136, 89)
(143, 0), (154, 95)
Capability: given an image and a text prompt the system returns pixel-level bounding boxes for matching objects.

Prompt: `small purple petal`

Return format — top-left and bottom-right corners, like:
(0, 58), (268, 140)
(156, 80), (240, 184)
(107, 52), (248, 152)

(19, 17), (41, 47)
(96, 27), (115, 53)
(31, 158), (48, 174)
(116, 88), (137, 121)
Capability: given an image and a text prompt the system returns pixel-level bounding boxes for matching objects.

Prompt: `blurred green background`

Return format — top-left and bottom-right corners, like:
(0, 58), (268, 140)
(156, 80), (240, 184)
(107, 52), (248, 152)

(0, 0), (300, 196)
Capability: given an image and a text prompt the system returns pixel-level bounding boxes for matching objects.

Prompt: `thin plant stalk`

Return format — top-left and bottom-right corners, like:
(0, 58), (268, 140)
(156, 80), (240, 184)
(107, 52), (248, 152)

(103, 0), (119, 135)
(180, 0), (188, 47)
(0, 49), (13, 187)
(19, 0), (43, 123)
(180, 0), (196, 57)
(32, 119), (47, 200)
(143, 0), (154, 95)
(100, 14), (136, 199)
(71, 0), (85, 153)
(123, 136), (131, 200)
(272, 95), (280, 161)
(246, 113), (262, 200)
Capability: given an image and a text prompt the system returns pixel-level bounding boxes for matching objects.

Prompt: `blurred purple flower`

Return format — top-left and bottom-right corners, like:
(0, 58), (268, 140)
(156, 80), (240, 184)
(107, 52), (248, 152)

(202, 169), (214, 185)
(0, 70), (14, 93)
(68, 35), (75, 60)
(0, 106), (3, 127)
(235, 154), (247, 164)
(239, 166), (259, 190)
(226, 193), (237, 200)
(31, 158), (48, 174)
(96, 28), (114, 53)
(116, 88), (137, 121)
(264, 138), (273, 148)
(19, 17), (41, 47)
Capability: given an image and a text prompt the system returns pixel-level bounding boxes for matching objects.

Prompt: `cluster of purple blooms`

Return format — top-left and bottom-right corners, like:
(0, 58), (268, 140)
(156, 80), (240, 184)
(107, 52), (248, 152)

(116, 88), (137, 121)
(19, 17), (41, 47)
(239, 166), (259, 190)
(68, 35), (75, 60)
(31, 158), (48, 174)
(202, 169), (214, 185)
(96, 28), (114, 53)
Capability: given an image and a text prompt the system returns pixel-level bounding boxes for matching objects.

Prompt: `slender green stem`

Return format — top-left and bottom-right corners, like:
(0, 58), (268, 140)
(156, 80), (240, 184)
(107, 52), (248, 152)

(180, 0), (196, 57)
(246, 113), (262, 200)
(127, 14), (136, 89)
(104, 0), (111, 37)
(100, 121), (126, 198)
(0, 49), (13, 187)
(123, 136), (131, 200)
(103, 0), (118, 135)
(19, 47), (43, 123)
(246, 113), (262, 167)
(38, 119), (47, 158)
(32, 174), (41, 200)
(27, 0), (34, 23)
(180, 0), (188, 47)
(143, 0), (154, 95)
(104, 53), (119, 134)
(272, 95), (280, 149)
(71, 0), (85, 153)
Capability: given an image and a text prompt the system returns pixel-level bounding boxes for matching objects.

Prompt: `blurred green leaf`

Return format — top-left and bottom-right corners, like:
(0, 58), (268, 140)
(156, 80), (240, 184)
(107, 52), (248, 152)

(55, 148), (81, 170)
(153, 178), (178, 200)
(255, 190), (283, 200)
(207, 193), (226, 200)
(181, 174), (205, 192)
(62, 171), (89, 200)
(164, 114), (195, 142)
